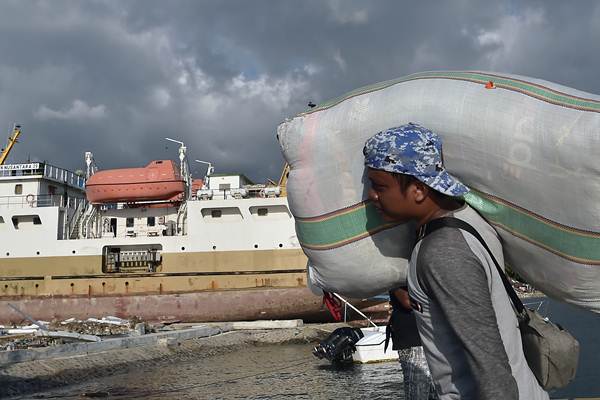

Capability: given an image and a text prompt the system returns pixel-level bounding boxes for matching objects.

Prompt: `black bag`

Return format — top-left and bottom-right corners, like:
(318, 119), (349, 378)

(423, 217), (579, 390)
(384, 290), (422, 351)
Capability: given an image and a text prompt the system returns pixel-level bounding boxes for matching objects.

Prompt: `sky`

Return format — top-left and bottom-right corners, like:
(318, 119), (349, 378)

(0, 0), (599, 182)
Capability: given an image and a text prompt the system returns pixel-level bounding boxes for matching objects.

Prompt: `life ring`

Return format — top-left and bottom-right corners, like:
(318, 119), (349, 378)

(26, 194), (36, 206)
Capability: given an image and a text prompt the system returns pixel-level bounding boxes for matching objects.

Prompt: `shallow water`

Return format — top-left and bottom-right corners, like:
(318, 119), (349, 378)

(22, 344), (404, 400)
(14, 297), (600, 399)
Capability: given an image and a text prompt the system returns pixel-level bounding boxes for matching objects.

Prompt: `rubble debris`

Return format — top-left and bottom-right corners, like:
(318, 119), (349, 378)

(1, 310), (152, 352)
(510, 278), (544, 298)
(50, 317), (131, 336)
(1, 335), (66, 350)
(159, 319), (181, 325)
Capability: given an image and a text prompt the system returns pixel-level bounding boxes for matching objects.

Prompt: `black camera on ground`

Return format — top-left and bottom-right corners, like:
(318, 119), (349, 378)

(312, 327), (364, 364)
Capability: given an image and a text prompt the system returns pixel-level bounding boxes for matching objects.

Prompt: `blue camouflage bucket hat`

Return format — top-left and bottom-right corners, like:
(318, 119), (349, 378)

(363, 123), (469, 197)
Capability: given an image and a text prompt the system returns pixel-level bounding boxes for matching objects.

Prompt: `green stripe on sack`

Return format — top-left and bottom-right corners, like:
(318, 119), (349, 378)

(464, 190), (600, 264)
(296, 191), (600, 264)
(301, 71), (600, 115)
(295, 202), (398, 250)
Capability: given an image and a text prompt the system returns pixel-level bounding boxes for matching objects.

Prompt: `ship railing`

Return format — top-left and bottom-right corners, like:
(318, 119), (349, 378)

(0, 163), (85, 189)
(193, 184), (282, 201)
(43, 164), (86, 189)
(0, 194), (86, 209)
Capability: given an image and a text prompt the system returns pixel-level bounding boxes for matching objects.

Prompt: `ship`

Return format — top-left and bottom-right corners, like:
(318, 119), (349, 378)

(0, 127), (387, 324)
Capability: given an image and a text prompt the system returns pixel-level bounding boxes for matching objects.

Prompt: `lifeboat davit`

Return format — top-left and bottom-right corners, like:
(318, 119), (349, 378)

(86, 160), (185, 204)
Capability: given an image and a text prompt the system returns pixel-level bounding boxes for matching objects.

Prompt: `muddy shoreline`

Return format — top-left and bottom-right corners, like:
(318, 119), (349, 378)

(0, 323), (344, 399)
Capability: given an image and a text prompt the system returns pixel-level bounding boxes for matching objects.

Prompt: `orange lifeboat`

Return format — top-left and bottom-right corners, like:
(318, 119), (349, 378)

(191, 178), (204, 197)
(86, 160), (185, 204)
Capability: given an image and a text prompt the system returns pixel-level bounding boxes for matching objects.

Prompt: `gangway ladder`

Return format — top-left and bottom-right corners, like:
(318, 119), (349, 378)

(176, 200), (188, 235)
(68, 200), (87, 239)
(80, 203), (98, 238)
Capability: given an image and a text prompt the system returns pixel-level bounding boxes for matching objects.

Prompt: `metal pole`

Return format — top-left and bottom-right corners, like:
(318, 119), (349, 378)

(332, 293), (378, 328)
(7, 303), (48, 331)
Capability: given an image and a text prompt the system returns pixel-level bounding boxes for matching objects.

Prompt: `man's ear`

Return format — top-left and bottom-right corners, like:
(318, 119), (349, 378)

(412, 180), (429, 203)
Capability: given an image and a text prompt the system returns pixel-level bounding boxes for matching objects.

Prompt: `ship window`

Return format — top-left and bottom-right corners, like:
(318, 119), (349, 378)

(14, 184), (23, 195)
(147, 217), (156, 227)
(11, 214), (42, 230)
(249, 205), (292, 221)
(201, 207), (243, 222)
(0, 216), (4, 223)
(126, 217), (134, 228)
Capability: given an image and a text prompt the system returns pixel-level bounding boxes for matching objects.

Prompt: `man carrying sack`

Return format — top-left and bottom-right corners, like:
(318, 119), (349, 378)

(363, 123), (550, 399)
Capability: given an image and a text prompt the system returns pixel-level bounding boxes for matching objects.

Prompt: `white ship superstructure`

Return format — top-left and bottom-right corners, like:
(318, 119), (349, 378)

(0, 143), (323, 323)
(1, 161), (300, 269)
(0, 162), (86, 246)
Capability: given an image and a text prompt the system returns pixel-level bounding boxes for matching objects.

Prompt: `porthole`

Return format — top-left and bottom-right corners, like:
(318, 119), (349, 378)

(36, 251), (40, 255)
(35, 284), (39, 288)
(72, 250), (76, 254)
(212, 245), (216, 250)
(278, 243), (283, 248)
(102, 282), (106, 286)
(125, 281), (129, 286)
(254, 244), (258, 249)
(70, 283), (74, 287)
(181, 247), (185, 251)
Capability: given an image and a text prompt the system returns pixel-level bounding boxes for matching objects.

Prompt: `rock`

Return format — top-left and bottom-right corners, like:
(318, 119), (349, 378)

(133, 323), (146, 336)
(158, 337), (178, 348)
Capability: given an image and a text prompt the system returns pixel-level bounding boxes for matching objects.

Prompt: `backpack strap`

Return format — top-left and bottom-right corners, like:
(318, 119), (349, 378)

(422, 217), (528, 321)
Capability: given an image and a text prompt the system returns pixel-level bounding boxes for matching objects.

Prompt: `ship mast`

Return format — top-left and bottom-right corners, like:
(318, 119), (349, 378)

(85, 151), (98, 179)
(165, 137), (192, 199)
(194, 159), (214, 189)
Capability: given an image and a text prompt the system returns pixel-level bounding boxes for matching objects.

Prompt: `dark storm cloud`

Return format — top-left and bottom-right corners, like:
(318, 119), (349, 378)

(0, 0), (598, 180)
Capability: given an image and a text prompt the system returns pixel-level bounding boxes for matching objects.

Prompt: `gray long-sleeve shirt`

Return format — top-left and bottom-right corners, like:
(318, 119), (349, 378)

(407, 204), (548, 400)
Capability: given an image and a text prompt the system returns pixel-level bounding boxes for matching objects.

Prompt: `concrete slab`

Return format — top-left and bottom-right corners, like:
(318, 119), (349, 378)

(0, 325), (223, 367)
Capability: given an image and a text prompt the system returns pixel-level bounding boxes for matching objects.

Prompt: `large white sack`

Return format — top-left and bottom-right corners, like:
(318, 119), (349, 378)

(278, 71), (600, 311)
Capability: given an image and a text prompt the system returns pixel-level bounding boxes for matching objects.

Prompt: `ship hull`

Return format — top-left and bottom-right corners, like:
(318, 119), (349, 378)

(0, 287), (387, 323)
(0, 191), (388, 324)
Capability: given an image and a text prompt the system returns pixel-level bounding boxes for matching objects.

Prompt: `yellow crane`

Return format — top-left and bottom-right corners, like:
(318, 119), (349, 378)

(278, 163), (290, 197)
(0, 124), (22, 165)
